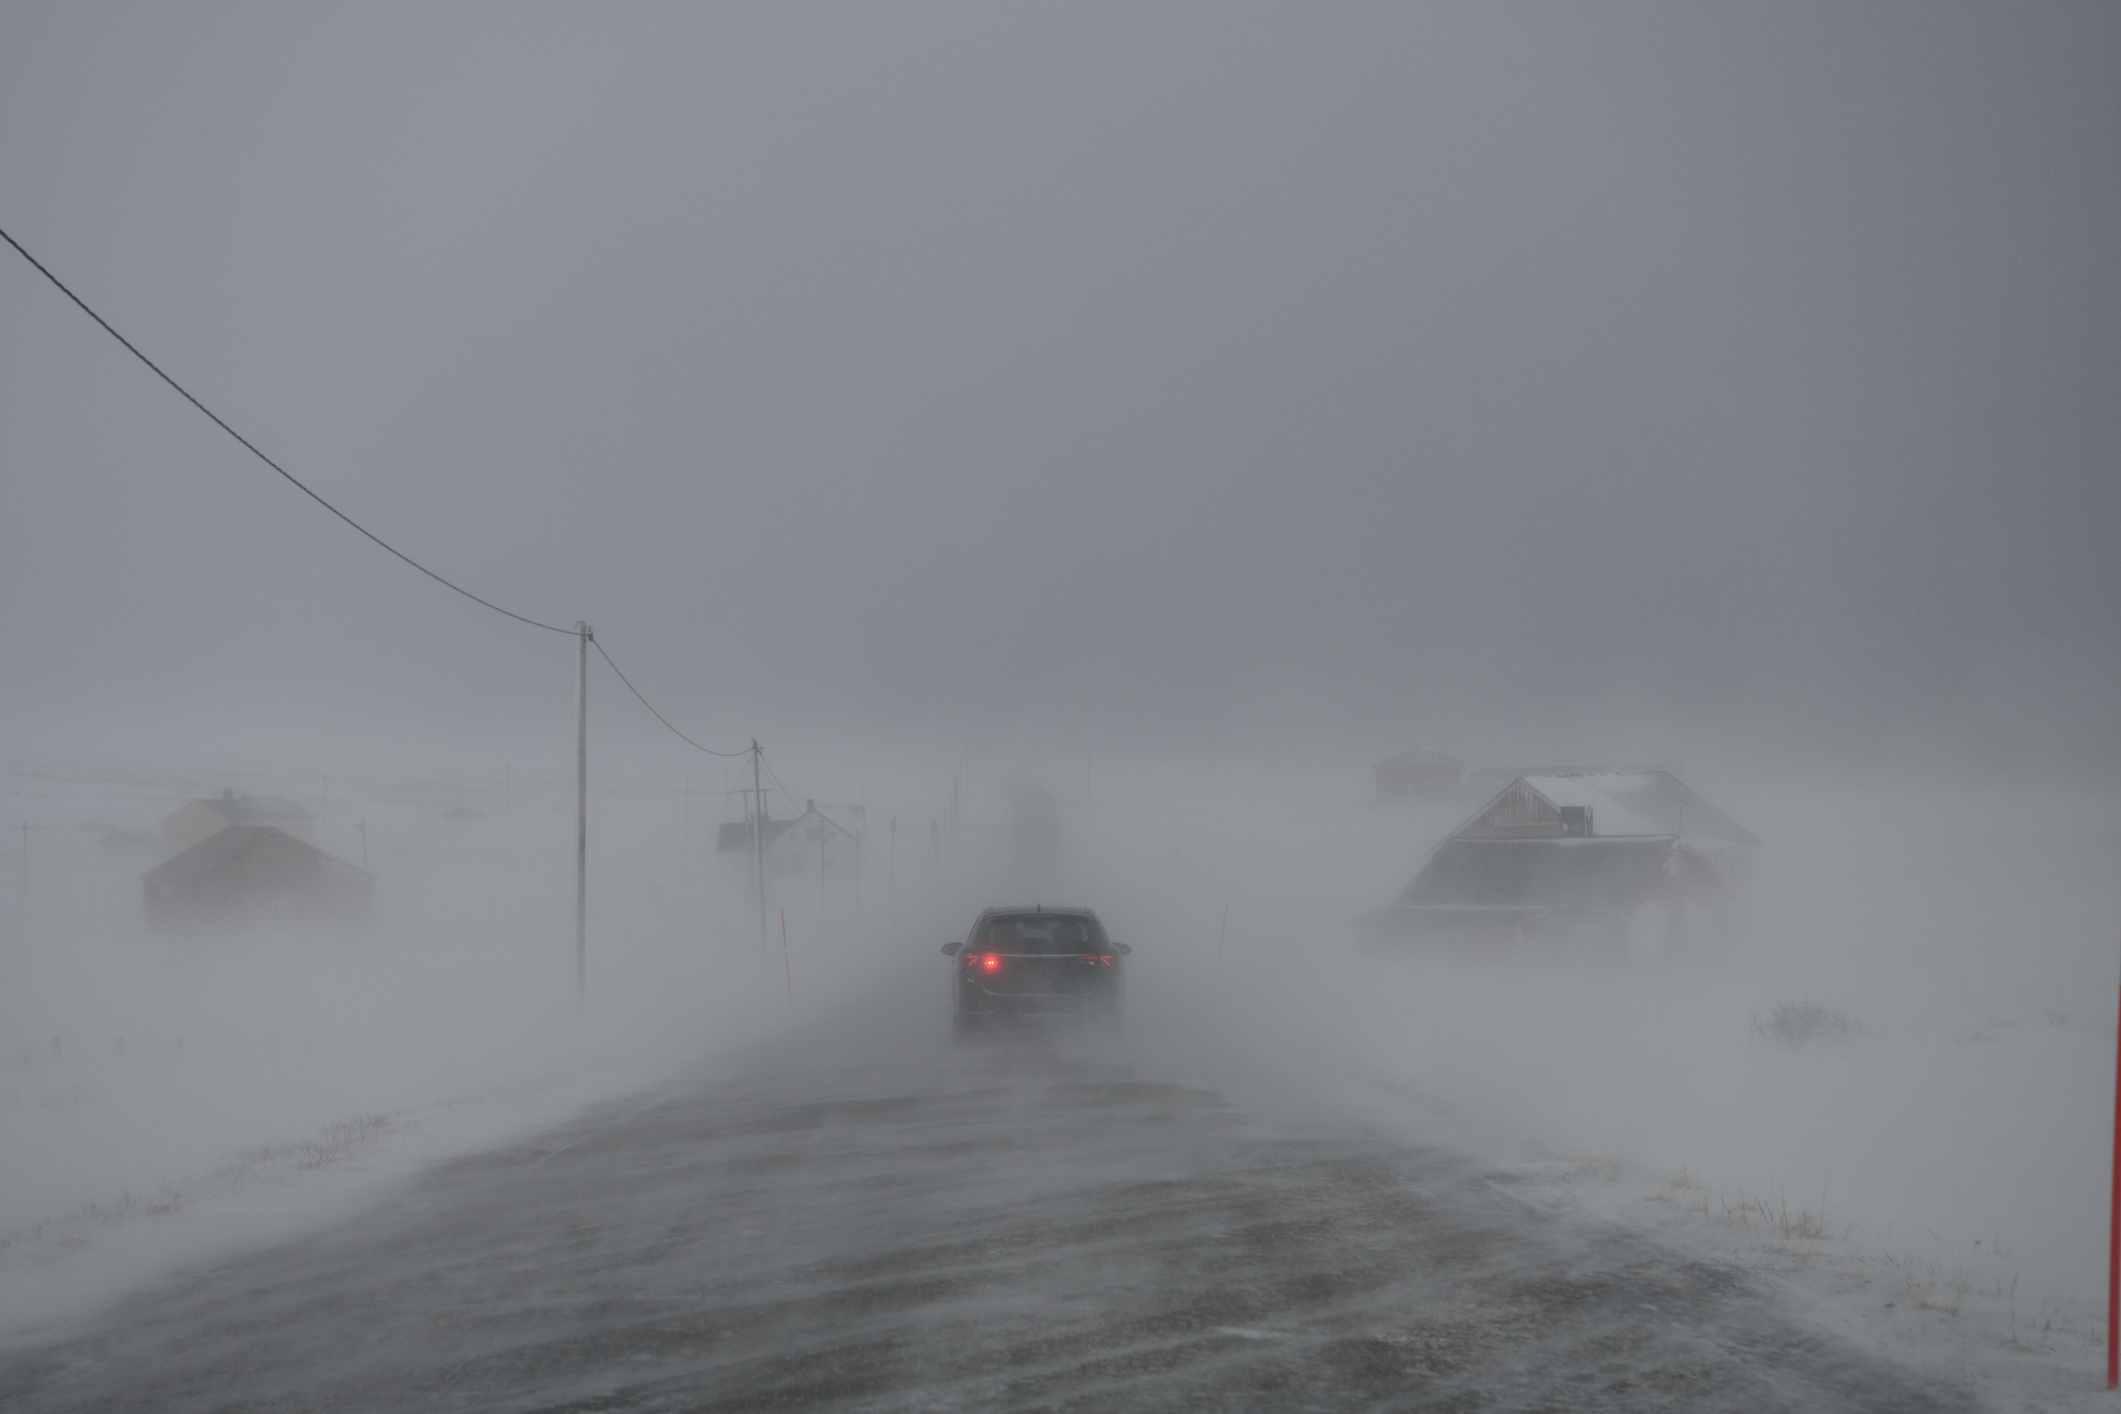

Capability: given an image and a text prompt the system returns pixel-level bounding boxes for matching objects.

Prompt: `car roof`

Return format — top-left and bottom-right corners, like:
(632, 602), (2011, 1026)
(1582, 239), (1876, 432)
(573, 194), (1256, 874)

(978, 905), (1100, 919)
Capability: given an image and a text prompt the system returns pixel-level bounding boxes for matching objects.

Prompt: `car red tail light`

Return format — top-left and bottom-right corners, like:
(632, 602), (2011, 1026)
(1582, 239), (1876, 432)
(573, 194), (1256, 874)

(980, 954), (1001, 971)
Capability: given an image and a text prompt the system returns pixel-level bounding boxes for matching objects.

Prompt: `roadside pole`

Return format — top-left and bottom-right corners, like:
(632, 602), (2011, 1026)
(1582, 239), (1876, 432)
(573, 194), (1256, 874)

(576, 621), (590, 1012)
(753, 741), (768, 955)
(2109, 924), (2119, 1388)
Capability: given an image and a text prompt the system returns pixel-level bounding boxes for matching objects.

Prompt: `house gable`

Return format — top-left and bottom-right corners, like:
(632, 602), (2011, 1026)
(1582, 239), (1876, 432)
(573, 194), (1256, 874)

(716, 818), (800, 856)
(1375, 768), (1757, 959)
(1454, 779), (1568, 839)
(144, 825), (371, 931)
(1444, 771), (1758, 848)
(161, 792), (315, 848)
(765, 809), (856, 860)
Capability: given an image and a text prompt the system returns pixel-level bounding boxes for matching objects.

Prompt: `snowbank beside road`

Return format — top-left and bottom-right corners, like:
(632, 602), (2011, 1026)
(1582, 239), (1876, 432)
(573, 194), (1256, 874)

(0, 751), (790, 1341)
(1085, 770), (2121, 1406)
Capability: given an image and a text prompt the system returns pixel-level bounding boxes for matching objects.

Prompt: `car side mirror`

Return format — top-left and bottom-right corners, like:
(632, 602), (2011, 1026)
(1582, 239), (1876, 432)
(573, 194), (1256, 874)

(1116, 942), (1133, 956)
(941, 941), (961, 956)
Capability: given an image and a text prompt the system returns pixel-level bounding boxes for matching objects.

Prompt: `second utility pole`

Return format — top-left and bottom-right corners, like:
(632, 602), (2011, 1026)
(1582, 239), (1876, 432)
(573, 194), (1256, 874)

(577, 621), (591, 1010)
(753, 740), (768, 953)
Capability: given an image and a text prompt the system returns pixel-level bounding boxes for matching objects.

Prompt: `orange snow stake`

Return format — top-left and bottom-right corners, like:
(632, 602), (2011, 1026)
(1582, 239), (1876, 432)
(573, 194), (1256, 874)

(2109, 934), (2120, 1389)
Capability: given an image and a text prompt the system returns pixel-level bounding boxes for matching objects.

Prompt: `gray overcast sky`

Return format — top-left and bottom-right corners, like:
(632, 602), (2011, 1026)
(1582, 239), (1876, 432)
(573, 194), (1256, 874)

(2, 4), (2116, 775)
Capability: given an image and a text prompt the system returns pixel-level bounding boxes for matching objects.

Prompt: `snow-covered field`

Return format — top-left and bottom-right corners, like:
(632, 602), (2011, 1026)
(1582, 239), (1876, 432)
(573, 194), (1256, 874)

(3, 747), (2117, 1405)
(0, 749), (798, 1338)
(1074, 763), (2121, 1407)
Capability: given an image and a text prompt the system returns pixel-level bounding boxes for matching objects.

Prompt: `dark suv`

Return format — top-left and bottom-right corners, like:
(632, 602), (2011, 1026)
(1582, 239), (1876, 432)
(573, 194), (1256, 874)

(942, 906), (1129, 1039)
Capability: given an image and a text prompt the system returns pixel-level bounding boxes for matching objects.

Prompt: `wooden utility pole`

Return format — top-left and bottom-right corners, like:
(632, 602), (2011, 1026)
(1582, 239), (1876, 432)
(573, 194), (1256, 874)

(781, 908), (793, 1013)
(753, 740), (768, 953)
(576, 621), (591, 1009)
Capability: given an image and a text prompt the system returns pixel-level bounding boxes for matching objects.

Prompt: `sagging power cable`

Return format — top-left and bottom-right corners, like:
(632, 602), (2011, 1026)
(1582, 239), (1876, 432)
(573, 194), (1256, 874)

(592, 638), (750, 757)
(5, 226), (760, 784)
(760, 753), (806, 815)
(0, 225), (575, 637)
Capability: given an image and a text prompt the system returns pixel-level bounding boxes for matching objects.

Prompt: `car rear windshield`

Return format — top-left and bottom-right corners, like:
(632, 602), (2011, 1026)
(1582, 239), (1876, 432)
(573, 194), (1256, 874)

(974, 913), (1107, 954)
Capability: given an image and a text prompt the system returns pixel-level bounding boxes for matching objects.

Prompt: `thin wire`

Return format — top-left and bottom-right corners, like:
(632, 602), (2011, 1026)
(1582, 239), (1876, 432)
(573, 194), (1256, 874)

(591, 638), (750, 757)
(760, 754), (805, 814)
(4, 226), (779, 786)
(0, 225), (574, 637)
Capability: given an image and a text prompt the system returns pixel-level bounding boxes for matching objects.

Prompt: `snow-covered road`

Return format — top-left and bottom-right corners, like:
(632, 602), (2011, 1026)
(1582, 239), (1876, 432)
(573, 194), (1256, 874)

(0, 1029), (1975, 1413)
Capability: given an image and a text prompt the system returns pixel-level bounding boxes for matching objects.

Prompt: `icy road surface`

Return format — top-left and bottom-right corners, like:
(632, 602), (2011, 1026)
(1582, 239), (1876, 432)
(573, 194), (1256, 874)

(0, 1035), (1975, 1413)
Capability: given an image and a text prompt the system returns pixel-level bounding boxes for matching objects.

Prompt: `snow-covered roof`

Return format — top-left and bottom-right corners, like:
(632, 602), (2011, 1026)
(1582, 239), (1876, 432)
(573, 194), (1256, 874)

(715, 818), (801, 854)
(714, 806), (856, 856)
(1515, 771), (1760, 846)
(165, 792), (313, 828)
(144, 825), (367, 887)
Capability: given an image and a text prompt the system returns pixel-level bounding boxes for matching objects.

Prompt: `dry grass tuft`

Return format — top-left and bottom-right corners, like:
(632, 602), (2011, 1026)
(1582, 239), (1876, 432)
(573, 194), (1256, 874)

(0, 1112), (403, 1260)
(1750, 1001), (1860, 1049)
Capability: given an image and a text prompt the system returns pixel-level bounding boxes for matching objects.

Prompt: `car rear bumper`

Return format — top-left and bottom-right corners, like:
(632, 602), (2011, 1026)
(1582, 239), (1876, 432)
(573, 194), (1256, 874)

(956, 981), (1118, 1021)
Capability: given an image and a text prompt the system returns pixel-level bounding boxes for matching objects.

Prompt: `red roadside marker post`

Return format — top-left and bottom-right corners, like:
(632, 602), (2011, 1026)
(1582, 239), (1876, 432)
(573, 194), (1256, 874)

(2109, 929), (2120, 1389)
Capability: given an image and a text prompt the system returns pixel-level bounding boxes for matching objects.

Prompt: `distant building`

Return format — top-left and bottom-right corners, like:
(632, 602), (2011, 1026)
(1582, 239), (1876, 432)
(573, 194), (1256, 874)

(1374, 748), (1462, 803)
(1367, 770), (1759, 963)
(1462, 763), (1684, 794)
(161, 790), (315, 850)
(143, 825), (373, 932)
(715, 800), (860, 890)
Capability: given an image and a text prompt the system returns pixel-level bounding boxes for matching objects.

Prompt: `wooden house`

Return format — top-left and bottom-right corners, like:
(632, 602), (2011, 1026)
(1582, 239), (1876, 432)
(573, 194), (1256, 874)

(1368, 770), (1759, 963)
(715, 801), (860, 891)
(143, 825), (373, 932)
(161, 790), (315, 850)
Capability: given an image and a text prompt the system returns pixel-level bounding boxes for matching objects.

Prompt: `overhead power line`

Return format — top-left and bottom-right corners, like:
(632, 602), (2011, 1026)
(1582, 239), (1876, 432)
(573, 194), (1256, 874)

(592, 638), (750, 757)
(0, 225), (574, 637)
(760, 753), (806, 815)
(5, 226), (759, 784)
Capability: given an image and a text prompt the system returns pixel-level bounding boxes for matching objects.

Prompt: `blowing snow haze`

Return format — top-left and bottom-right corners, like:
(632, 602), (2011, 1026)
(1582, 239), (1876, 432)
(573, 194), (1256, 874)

(0, 5), (2115, 770)
(7, 10), (2121, 1407)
